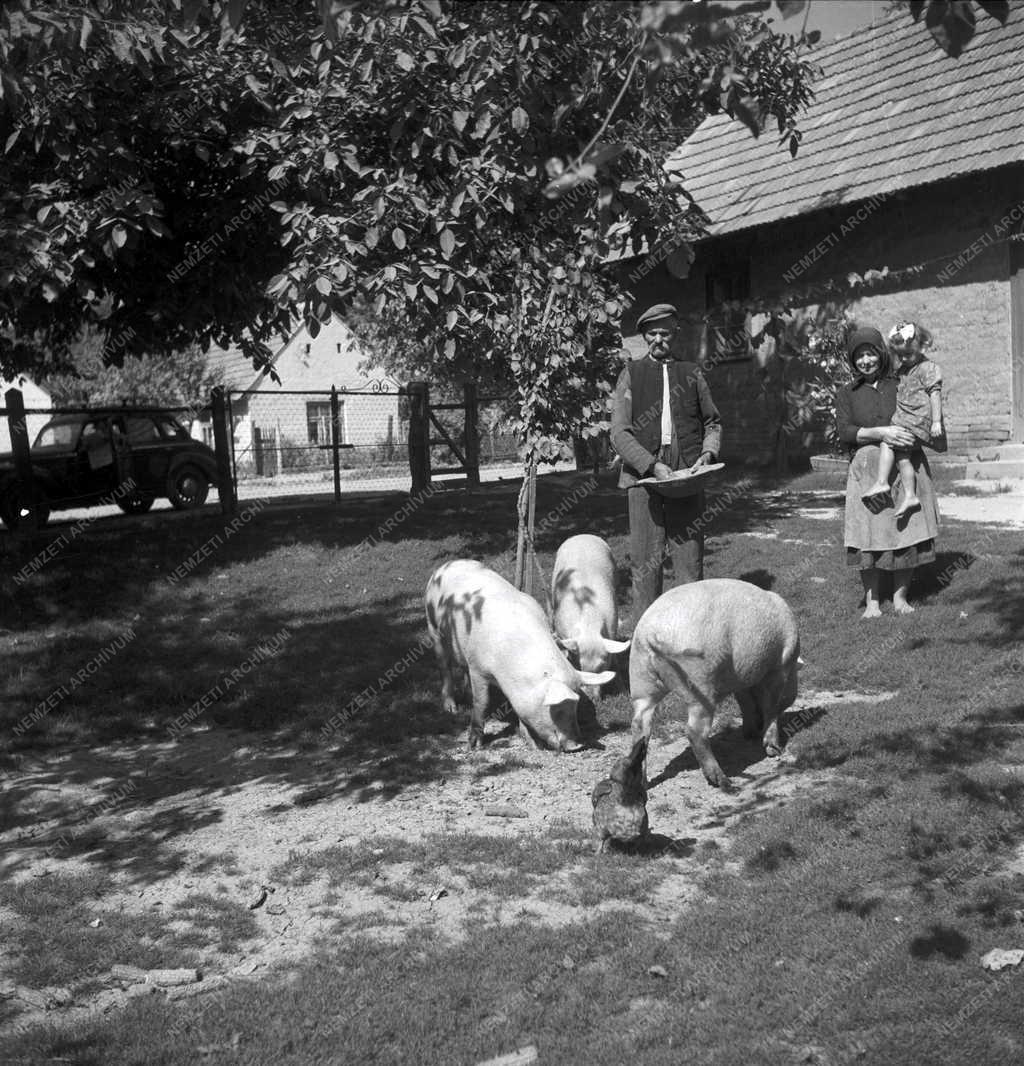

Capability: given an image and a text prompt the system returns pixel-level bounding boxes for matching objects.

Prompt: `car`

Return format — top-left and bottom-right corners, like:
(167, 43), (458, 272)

(0, 410), (220, 530)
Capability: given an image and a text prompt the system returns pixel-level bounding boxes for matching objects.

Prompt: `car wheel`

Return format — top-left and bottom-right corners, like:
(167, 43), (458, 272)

(117, 491), (155, 515)
(0, 482), (51, 531)
(167, 465), (209, 510)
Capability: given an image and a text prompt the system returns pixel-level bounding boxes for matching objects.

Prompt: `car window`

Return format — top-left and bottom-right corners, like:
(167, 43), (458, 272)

(33, 421), (78, 449)
(124, 416), (162, 444)
(156, 415), (190, 440)
(80, 420), (107, 445)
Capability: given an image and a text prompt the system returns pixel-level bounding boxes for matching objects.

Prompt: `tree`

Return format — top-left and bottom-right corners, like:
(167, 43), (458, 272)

(1, 0), (1006, 572)
(0, 2), (817, 432)
(39, 326), (224, 408)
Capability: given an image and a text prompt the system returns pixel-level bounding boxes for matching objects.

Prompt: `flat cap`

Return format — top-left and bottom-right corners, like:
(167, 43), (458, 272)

(636, 303), (679, 330)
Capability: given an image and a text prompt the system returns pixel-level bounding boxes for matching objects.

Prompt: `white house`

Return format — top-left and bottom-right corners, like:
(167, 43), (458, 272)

(1, 375), (53, 453)
(199, 316), (403, 476)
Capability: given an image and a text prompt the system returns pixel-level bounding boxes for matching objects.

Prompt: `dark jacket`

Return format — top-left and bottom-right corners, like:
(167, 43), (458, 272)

(835, 377), (898, 454)
(610, 357), (722, 488)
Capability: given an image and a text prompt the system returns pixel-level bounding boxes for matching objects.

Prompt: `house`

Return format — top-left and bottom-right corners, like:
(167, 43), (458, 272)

(198, 317), (403, 476)
(621, 5), (1024, 473)
(0, 375), (52, 453)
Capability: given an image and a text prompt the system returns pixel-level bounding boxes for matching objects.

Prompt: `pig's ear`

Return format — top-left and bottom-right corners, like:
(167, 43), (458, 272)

(602, 637), (631, 653)
(578, 669), (616, 686)
(555, 636), (579, 653)
(543, 679), (579, 705)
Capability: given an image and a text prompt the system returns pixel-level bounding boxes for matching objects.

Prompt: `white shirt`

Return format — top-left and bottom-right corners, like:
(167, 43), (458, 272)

(660, 362), (672, 446)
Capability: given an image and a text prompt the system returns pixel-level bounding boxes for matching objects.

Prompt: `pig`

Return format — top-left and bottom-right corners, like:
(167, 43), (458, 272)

(425, 559), (615, 751)
(551, 534), (630, 696)
(628, 578), (800, 789)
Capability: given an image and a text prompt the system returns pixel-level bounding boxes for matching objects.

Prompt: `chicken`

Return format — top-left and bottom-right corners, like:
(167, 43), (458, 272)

(591, 737), (649, 854)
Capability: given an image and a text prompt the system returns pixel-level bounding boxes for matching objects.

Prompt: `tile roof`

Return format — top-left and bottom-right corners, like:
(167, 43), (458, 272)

(665, 5), (1024, 238)
(204, 343), (275, 391)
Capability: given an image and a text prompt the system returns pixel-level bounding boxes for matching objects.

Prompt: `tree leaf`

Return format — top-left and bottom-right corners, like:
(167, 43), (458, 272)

(324, 149), (339, 170)
(392, 226), (407, 250)
(977, 0), (1010, 23)
(444, 338), (456, 357)
(315, 276), (331, 295)
(395, 51), (415, 71)
(145, 216), (172, 238)
(452, 109), (470, 133)
(423, 284), (438, 304)
(511, 107), (529, 133)
(445, 309), (457, 330)
(80, 14), (93, 49)
(439, 228), (455, 258)
(227, 0), (249, 31)
(925, 0), (977, 56)
(112, 224), (128, 248)
(543, 165), (596, 200)
(730, 94), (761, 137)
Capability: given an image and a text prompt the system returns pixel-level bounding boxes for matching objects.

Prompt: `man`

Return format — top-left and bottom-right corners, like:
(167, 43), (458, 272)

(610, 303), (722, 624)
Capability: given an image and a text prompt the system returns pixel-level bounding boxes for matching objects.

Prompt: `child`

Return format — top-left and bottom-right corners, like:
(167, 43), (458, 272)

(862, 321), (943, 518)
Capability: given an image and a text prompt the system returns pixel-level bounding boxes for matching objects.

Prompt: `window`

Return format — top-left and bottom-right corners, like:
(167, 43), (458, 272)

(155, 415), (190, 439)
(307, 401), (345, 445)
(705, 262), (751, 363)
(124, 416), (162, 443)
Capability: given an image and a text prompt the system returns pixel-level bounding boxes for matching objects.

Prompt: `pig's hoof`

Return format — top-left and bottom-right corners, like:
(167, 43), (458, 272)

(764, 742), (782, 757)
(705, 768), (732, 790)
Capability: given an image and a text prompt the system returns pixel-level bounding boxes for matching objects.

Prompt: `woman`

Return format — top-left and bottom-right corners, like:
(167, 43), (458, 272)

(835, 325), (940, 618)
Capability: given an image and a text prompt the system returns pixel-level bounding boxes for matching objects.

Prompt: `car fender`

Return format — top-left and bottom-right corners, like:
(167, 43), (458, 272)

(167, 452), (219, 487)
(0, 466), (61, 497)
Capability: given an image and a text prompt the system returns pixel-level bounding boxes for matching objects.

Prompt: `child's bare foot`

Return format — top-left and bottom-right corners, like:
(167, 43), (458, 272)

(893, 495), (921, 518)
(893, 599), (915, 615)
(861, 603), (883, 619)
(862, 482), (890, 501)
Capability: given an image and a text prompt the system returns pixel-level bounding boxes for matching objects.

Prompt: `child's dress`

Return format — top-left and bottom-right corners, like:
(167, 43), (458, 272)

(892, 359), (942, 447)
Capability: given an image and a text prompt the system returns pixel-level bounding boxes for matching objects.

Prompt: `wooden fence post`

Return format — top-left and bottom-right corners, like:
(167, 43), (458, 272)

(211, 386), (236, 515)
(463, 381), (480, 489)
(5, 387), (38, 535)
(330, 386), (342, 503)
(407, 381), (431, 495)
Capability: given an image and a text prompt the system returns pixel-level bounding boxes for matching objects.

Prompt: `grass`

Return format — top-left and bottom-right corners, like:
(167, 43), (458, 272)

(0, 872), (203, 995)
(2, 468), (1024, 1064)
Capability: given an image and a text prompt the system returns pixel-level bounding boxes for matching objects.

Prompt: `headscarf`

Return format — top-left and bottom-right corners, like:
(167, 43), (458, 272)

(845, 326), (892, 379)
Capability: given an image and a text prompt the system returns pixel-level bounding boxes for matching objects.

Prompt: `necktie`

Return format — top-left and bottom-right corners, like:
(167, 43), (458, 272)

(660, 363), (672, 447)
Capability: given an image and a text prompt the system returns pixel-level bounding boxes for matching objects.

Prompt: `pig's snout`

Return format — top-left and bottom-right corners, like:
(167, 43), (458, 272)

(549, 698), (584, 753)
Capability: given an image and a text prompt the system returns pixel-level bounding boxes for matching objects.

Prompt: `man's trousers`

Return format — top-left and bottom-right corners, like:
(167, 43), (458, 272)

(626, 485), (705, 625)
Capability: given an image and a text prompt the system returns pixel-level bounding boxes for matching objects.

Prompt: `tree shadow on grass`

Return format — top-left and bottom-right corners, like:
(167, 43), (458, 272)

(909, 923), (971, 960)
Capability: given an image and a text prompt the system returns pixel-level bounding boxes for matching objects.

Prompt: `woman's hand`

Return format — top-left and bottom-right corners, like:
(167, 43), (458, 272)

(880, 426), (915, 448)
(652, 462), (674, 481)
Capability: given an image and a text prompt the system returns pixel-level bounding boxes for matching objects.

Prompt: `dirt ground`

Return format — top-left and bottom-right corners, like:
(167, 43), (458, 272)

(0, 686), (895, 1039)
(3, 482), (1016, 1040)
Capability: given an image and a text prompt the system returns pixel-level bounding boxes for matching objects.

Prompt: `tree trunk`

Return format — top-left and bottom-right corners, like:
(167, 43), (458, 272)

(513, 452), (537, 592)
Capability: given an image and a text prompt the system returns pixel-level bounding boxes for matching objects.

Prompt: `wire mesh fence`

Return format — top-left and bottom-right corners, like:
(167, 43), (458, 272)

(225, 388), (410, 496)
(218, 388), (526, 500)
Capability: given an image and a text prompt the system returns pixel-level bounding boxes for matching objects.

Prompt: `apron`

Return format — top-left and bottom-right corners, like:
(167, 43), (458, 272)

(844, 444), (940, 568)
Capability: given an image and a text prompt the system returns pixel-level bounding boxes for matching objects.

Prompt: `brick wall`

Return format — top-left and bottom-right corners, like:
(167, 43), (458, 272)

(619, 167), (1022, 462)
